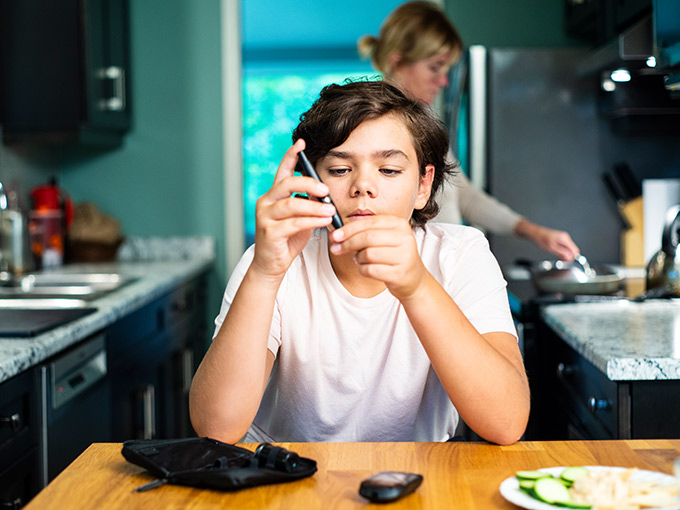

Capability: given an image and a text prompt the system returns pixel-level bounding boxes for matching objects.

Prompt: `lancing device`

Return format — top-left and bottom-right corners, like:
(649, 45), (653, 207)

(297, 150), (343, 230)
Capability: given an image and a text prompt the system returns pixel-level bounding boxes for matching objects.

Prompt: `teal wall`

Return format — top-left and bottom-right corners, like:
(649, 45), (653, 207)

(59, 0), (225, 313)
(446, 0), (583, 47)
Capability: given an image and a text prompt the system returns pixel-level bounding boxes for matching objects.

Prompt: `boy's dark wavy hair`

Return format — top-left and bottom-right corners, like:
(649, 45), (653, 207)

(292, 80), (456, 227)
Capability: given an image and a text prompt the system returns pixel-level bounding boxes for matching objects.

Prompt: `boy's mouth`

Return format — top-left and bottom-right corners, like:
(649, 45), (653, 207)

(347, 209), (374, 221)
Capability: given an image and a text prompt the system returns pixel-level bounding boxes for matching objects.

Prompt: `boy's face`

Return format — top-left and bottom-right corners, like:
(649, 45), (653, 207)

(316, 113), (434, 224)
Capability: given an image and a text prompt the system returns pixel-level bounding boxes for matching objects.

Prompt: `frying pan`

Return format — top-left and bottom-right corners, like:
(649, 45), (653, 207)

(518, 259), (623, 295)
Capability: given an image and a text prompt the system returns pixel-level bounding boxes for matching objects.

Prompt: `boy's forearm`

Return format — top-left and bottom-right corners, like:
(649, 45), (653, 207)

(400, 273), (530, 445)
(189, 267), (281, 442)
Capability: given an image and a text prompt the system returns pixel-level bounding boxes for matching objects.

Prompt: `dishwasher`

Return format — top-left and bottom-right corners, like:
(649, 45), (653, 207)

(40, 332), (111, 485)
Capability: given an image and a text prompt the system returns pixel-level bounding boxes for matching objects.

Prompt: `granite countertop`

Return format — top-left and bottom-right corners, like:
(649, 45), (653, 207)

(542, 299), (680, 381)
(0, 236), (215, 385)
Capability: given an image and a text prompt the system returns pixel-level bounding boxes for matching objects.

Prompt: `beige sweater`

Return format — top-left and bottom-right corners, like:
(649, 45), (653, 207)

(435, 169), (522, 235)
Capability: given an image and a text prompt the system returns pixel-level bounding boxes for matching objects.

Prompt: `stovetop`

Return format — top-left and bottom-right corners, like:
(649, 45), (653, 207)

(503, 264), (646, 322)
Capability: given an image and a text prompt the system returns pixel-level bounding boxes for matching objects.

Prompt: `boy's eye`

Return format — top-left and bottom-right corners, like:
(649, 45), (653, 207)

(327, 167), (350, 176)
(380, 168), (403, 176)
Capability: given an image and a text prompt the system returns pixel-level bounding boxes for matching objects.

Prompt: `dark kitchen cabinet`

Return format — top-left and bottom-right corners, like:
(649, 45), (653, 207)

(0, 369), (41, 509)
(0, 0), (131, 147)
(564, 0), (651, 44)
(107, 275), (207, 441)
(531, 321), (680, 440)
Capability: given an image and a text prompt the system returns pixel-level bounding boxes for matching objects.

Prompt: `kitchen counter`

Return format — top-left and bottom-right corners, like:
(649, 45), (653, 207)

(542, 299), (680, 381)
(0, 236), (215, 384)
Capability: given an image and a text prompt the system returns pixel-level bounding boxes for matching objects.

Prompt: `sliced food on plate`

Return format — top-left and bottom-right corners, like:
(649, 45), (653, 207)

(501, 466), (680, 510)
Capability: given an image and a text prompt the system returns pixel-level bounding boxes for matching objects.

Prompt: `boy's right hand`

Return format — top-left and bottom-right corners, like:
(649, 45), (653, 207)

(251, 139), (336, 283)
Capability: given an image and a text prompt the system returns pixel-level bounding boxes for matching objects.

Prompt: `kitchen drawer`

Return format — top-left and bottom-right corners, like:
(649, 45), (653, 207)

(0, 369), (39, 471)
(0, 446), (40, 509)
(553, 339), (618, 438)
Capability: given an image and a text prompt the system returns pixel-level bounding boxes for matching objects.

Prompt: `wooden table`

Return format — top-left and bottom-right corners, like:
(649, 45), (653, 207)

(24, 440), (680, 509)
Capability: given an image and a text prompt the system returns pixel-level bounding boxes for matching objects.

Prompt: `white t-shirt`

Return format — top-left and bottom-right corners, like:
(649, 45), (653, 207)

(213, 223), (516, 442)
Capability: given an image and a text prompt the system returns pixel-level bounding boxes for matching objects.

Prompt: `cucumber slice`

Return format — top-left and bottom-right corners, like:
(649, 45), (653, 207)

(554, 501), (592, 509)
(515, 470), (552, 480)
(561, 467), (588, 484)
(518, 479), (536, 491)
(533, 477), (571, 504)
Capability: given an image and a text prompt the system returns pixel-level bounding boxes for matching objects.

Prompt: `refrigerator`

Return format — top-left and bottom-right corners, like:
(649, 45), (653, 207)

(445, 46), (679, 268)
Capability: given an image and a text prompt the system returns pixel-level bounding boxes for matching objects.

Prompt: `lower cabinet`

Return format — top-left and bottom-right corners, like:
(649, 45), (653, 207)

(107, 274), (207, 441)
(0, 272), (208, 508)
(532, 321), (680, 439)
(0, 448), (41, 510)
(0, 369), (41, 508)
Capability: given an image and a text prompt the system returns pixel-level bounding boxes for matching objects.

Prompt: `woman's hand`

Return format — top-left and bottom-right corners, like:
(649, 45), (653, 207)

(252, 139), (336, 282)
(329, 216), (427, 301)
(514, 218), (580, 262)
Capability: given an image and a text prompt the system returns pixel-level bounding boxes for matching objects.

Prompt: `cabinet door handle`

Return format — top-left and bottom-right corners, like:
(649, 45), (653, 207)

(142, 384), (156, 440)
(97, 66), (126, 111)
(588, 396), (611, 414)
(1, 497), (23, 509)
(556, 362), (576, 378)
(0, 412), (21, 432)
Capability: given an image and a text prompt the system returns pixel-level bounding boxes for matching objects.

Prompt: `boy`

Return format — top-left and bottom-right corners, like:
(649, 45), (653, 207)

(190, 81), (530, 445)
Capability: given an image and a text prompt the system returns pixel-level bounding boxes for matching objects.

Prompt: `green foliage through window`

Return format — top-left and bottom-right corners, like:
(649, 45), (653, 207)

(242, 70), (374, 245)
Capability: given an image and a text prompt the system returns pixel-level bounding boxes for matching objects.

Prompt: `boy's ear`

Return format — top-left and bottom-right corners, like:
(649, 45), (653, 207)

(414, 164), (435, 210)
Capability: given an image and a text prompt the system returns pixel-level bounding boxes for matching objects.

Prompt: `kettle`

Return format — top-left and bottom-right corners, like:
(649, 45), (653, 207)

(645, 204), (680, 297)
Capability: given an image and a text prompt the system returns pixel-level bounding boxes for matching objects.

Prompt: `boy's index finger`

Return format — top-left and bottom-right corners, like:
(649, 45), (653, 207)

(330, 215), (400, 242)
(273, 139), (306, 185)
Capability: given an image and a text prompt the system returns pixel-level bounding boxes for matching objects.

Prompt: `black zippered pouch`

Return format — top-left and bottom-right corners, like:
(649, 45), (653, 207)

(121, 437), (317, 492)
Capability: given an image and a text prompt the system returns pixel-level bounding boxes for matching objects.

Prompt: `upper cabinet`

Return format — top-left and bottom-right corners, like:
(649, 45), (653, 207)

(565, 0), (652, 44)
(0, 0), (131, 148)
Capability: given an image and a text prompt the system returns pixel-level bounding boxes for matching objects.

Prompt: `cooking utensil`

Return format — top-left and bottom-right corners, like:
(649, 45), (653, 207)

(517, 259), (623, 295)
(574, 254), (595, 277)
(645, 204), (680, 297)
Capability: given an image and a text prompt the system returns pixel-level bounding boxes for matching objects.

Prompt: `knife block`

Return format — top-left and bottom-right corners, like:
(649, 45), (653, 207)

(620, 196), (644, 267)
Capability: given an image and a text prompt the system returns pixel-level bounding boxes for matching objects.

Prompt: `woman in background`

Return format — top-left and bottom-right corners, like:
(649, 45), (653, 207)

(358, 1), (580, 262)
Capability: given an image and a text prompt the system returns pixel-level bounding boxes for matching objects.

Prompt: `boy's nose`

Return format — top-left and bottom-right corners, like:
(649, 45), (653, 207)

(350, 173), (377, 197)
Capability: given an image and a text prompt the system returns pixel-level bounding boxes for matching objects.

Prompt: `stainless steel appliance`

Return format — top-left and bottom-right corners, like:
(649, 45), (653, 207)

(445, 46), (680, 269)
(40, 333), (111, 485)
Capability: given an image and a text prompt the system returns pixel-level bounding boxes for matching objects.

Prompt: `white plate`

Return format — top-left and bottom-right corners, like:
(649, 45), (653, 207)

(499, 466), (680, 510)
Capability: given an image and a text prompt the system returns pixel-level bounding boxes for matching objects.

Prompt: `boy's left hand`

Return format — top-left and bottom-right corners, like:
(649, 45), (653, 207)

(329, 216), (426, 301)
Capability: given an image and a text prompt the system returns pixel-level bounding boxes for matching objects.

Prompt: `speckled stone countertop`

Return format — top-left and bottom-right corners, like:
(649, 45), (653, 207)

(0, 236), (215, 385)
(542, 299), (680, 381)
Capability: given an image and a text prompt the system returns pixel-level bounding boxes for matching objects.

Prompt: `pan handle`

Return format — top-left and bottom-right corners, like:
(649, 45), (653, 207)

(514, 259), (534, 268)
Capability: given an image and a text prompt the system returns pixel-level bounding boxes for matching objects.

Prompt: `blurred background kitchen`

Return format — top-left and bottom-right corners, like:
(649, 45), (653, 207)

(1, 0), (680, 505)
(2, 0), (679, 299)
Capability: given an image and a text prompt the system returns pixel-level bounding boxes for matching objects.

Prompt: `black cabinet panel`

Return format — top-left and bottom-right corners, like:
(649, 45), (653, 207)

(631, 381), (680, 438)
(0, 448), (41, 509)
(107, 275), (208, 441)
(0, 0), (131, 147)
(0, 369), (40, 508)
(564, 0), (651, 43)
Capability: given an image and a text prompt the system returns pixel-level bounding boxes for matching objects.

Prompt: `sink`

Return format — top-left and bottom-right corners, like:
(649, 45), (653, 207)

(0, 306), (97, 337)
(0, 273), (137, 300)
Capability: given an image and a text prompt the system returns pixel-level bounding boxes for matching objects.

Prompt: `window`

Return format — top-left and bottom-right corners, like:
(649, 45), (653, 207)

(242, 63), (374, 245)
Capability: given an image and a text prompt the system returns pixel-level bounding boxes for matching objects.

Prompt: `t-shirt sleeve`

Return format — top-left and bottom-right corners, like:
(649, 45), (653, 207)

(440, 228), (517, 338)
(212, 245), (283, 356)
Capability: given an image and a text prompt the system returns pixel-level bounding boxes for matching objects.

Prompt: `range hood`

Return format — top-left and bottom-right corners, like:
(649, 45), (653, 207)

(574, 4), (680, 133)
(577, 2), (680, 95)
(577, 14), (655, 77)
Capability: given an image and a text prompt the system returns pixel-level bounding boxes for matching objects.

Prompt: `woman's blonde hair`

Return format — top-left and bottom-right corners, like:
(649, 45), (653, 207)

(358, 1), (463, 76)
